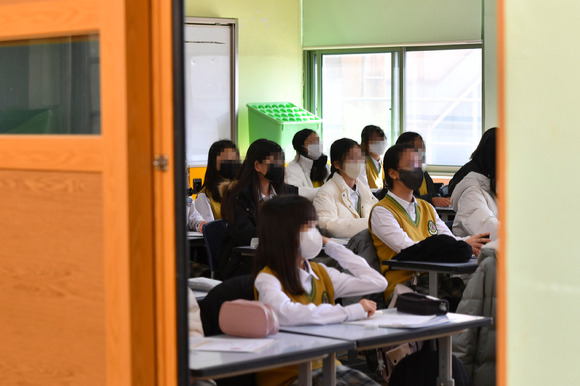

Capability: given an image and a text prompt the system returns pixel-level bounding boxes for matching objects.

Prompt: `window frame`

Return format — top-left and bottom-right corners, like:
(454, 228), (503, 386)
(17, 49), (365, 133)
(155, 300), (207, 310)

(304, 43), (483, 174)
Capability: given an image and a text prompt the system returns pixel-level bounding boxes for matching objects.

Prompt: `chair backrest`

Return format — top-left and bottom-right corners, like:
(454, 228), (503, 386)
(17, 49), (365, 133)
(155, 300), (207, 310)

(198, 274), (254, 337)
(203, 219), (227, 278)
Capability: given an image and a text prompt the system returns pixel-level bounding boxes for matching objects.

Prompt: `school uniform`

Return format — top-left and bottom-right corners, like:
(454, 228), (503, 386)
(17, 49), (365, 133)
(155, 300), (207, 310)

(254, 241), (387, 386)
(285, 154), (330, 201)
(369, 191), (457, 299)
(217, 183), (298, 280)
(313, 173), (378, 238)
(359, 155), (384, 189)
(187, 198), (205, 232)
(194, 187), (221, 221)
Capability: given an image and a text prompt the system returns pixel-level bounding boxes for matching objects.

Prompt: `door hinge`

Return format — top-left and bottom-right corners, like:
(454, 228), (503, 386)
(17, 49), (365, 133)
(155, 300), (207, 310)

(153, 154), (169, 172)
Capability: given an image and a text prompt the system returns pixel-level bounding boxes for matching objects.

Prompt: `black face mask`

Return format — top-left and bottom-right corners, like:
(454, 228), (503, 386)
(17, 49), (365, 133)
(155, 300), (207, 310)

(398, 168), (424, 191)
(264, 164), (284, 185)
(219, 161), (240, 180)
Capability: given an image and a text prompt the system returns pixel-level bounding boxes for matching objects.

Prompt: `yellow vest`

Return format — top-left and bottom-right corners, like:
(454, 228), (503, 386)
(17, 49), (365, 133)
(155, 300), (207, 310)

(255, 263), (336, 386)
(365, 155), (383, 189)
(418, 176), (428, 196)
(369, 194), (438, 300)
(199, 187), (222, 219)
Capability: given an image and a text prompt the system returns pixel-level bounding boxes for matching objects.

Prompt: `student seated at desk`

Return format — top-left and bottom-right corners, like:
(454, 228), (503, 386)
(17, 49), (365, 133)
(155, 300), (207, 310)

(369, 144), (489, 300)
(394, 131), (451, 207)
(451, 128), (498, 240)
(254, 195), (386, 386)
(313, 138), (378, 238)
(218, 139), (298, 280)
(195, 140), (240, 223)
(358, 124), (388, 190)
(284, 129), (330, 201)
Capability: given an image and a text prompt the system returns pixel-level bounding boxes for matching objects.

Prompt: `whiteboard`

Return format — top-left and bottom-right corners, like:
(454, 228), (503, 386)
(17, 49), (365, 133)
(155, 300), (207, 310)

(184, 19), (237, 166)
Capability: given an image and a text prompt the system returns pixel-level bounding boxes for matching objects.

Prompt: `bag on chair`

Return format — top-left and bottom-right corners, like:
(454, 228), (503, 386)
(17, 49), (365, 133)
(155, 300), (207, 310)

(219, 299), (279, 338)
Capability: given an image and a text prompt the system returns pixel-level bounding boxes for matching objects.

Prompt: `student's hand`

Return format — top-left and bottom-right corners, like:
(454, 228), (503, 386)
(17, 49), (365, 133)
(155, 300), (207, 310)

(465, 233), (491, 257)
(321, 235), (331, 246)
(359, 299), (377, 317)
(198, 221), (207, 234)
(432, 196), (451, 207)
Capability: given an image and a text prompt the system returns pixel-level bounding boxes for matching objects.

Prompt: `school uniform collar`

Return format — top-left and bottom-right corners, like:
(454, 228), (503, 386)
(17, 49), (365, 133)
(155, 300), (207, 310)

(299, 259), (320, 281)
(387, 190), (417, 218)
(332, 173), (362, 217)
(259, 185), (277, 201)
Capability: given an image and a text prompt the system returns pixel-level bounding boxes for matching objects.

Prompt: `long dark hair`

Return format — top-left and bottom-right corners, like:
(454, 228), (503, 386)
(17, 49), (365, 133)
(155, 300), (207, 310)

(448, 128), (497, 196)
(472, 128), (496, 193)
(221, 139), (287, 224)
(292, 128), (329, 183)
(328, 138), (360, 179)
(253, 195), (317, 296)
(201, 140), (239, 203)
(383, 144), (413, 189)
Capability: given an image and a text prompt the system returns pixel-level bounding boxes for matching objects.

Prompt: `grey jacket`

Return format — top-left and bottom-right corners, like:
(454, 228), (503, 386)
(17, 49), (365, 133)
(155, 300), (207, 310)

(453, 248), (496, 386)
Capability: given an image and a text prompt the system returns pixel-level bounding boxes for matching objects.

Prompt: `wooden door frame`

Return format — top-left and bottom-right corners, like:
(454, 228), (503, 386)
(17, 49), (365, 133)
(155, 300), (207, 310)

(0, 0), (186, 385)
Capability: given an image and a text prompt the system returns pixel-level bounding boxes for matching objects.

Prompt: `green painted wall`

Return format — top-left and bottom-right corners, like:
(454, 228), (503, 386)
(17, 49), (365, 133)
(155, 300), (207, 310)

(303, 0), (482, 47)
(186, 0), (302, 154)
(504, 0), (580, 384)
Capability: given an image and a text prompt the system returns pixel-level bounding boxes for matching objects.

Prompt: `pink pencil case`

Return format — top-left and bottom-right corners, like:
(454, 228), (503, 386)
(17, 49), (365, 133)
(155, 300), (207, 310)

(219, 299), (280, 338)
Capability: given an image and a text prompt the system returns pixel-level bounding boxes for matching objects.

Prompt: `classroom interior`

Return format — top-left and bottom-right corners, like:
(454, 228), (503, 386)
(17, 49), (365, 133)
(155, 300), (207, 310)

(1, 0), (579, 385)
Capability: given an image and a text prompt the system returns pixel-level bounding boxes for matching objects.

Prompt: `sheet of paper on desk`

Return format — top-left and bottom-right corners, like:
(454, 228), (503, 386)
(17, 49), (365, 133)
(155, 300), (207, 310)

(346, 308), (449, 329)
(191, 337), (275, 353)
(188, 231), (203, 237)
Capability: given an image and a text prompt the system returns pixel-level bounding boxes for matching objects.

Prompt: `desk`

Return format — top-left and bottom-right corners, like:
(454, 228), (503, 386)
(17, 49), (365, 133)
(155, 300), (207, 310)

(281, 313), (491, 386)
(435, 206), (455, 222)
(189, 332), (354, 386)
(188, 231), (205, 247)
(383, 258), (479, 296)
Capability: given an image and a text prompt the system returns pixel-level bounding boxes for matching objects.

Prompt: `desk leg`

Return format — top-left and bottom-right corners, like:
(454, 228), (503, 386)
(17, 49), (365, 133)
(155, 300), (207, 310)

(429, 271), (438, 297)
(322, 353), (336, 386)
(436, 336), (454, 386)
(298, 361), (313, 386)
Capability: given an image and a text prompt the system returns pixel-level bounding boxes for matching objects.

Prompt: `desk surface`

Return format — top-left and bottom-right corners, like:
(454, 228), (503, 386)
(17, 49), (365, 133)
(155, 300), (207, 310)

(280, 313), (491, 350)
(189, 332), (354, 379)
(383, 258), (478, 274)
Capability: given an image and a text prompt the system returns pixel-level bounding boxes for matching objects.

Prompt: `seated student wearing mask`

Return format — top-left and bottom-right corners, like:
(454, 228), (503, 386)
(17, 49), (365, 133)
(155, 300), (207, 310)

(218, 139), (298, 280)
(369, 144), (490, 299)
(285, 129), (330, 201)
(394, 131), (450, 207)
(313, 138), (378, 238)
(193, 140), (240, 225)
(359, 125), (388, 190)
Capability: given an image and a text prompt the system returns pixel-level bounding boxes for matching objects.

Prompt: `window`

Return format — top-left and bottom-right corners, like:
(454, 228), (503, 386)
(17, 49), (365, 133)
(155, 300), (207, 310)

(306, 46), (482, 167)
(0, 35), (100, 135)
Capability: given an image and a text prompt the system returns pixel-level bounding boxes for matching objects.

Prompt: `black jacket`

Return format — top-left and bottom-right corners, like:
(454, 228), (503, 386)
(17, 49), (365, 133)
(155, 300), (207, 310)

(216, 184), (298, 280)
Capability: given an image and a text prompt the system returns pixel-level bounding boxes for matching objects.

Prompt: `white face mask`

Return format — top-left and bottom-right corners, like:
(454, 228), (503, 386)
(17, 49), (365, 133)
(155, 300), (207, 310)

(299, 227), (323, 260)
(306, 143), (322, 160)
(342, 161), (365, 180)
(369, 140), (387, 157)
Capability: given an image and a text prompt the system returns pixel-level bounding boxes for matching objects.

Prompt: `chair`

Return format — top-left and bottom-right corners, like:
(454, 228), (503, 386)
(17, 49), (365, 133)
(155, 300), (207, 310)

(203, 219), (227, 278)
(197, 274), (256, 386)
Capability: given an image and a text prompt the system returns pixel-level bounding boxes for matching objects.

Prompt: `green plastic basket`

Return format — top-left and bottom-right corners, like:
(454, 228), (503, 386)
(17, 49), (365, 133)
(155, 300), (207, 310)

(247, 102), (322, 161)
